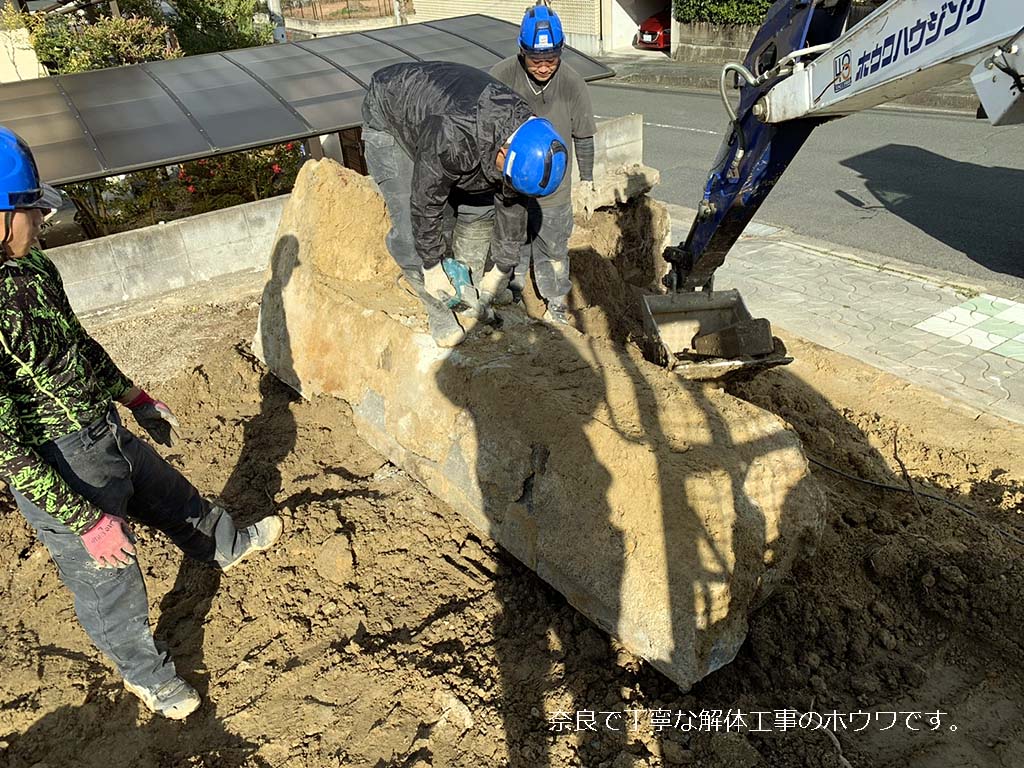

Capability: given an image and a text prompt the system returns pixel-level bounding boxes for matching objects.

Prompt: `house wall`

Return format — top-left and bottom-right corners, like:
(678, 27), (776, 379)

(411, 1), (602, 54)
(0, 27), (46, 84)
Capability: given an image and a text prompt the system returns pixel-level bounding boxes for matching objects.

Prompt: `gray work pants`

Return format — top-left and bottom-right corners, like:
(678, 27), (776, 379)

(12, 408), (246, 690)
(362, 127), (494, 283)
(511, 200), (574, 302)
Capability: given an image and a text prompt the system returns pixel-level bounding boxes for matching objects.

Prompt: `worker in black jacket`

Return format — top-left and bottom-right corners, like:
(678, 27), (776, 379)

(362, 61), (568, 346)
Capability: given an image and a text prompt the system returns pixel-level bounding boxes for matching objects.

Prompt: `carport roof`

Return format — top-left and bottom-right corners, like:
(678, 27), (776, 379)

(0, 15), (613, 186)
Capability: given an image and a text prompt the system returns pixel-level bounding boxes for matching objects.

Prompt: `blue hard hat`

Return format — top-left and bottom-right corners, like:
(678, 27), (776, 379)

(502, 117), (568, 198)
(519, 5), (565, 60)
(0, 126), (61, 212)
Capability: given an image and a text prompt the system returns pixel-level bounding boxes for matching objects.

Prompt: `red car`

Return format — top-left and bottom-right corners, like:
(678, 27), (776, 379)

(635, 10), (671, 50)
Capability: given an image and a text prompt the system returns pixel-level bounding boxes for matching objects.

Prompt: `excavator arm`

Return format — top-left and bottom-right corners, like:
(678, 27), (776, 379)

(671, 0), (1023, 291)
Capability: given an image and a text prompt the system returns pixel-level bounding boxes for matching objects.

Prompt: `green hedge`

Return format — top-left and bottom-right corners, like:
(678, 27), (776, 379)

(673, 0), (774, 25)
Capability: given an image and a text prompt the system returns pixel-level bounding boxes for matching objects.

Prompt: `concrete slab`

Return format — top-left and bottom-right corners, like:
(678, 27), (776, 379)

(255, 160), (826, 692)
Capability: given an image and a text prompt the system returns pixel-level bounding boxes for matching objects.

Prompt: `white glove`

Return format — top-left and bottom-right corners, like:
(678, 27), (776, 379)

(579, 180), (598, 220)
(423, 262), (455, 302)
(477, 268), (510, 305)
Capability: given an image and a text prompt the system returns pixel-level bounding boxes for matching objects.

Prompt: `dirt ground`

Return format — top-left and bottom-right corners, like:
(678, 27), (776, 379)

(2, 262), (1024, 767)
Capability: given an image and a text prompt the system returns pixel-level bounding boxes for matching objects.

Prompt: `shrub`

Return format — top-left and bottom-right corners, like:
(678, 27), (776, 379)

(64, 143), (306, 238)
(29, 13), (178, 74)
(673, 0), (774, 26)
(175, 142), (306, 215)
(0, 4), (26, 31)
(171, 0), (273, 56)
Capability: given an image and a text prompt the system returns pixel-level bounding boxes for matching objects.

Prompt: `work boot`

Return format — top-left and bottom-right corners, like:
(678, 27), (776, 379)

(124, 676), (201, 720)
(543, 300), (570, 325)
(401, 267), (467, 347)
(425, 300), (467, 347)
(221, 515), (283, 573)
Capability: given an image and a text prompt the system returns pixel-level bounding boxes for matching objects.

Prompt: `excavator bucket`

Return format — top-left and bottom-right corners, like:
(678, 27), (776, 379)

(640, 289), (791, 380)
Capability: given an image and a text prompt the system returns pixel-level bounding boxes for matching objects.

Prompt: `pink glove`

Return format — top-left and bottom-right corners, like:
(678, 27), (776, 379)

(81, 513), (136, 569)
(127, 389), (180, 447)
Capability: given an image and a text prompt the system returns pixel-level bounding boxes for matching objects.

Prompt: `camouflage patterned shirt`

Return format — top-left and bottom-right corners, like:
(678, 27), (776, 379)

(0, 248), (134, 532)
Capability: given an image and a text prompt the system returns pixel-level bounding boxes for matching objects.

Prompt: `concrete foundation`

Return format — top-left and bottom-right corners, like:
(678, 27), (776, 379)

(48, 196), (286, 315)
(254, 159), (825, 690)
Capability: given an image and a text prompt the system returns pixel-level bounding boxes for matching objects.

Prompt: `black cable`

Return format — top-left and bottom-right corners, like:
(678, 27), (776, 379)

(993, 25), (1024, 93)
(806, 455), (1024, 548)
(992, 59), (1024, 94)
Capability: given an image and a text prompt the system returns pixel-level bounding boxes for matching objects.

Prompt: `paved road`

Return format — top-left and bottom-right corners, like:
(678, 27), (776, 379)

(589, 82), (1024, 292)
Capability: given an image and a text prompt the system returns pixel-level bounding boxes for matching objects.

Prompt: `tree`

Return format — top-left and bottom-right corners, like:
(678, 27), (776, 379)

(171, 0), (272, 56)
(115, 0), (166, 24)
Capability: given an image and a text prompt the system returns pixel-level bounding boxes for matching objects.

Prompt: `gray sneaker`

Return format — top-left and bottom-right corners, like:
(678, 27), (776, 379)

(221, 515), (283, 573)
(543, 301), (570, 325)
(124, 677), (201, 720)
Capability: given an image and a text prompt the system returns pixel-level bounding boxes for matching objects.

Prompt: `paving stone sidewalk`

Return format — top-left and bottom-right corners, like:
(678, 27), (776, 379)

(663, 203), (1024, 425)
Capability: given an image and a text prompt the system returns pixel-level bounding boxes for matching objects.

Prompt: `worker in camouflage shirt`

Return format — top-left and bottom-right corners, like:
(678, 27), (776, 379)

(0, 127), (283, 720)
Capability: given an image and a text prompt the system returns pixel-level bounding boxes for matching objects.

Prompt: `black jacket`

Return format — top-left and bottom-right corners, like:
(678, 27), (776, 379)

(362, 61), (532, 270)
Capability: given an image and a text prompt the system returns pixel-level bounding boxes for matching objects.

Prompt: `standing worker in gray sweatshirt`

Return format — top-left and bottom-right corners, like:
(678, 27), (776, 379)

(492, 3), (598, 324)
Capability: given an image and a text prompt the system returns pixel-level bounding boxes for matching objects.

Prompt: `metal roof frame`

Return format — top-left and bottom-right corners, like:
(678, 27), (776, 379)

(0, 14), (613, 186)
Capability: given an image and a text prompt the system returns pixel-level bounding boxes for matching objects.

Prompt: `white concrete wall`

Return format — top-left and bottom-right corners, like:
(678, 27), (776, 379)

(609, 1), (636, 51)
(284, 14), (398, 38)
(413, 0), (600, 34)
(49, 196), (287, 315)
(412, 1), (602, 54)
(0, 28), (46, 84)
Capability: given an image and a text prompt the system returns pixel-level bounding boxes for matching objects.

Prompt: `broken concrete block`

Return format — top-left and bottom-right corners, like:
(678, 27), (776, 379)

(255, 160), (825, 690)
(315, 537), (355, 587)
(572, 163), (663, 219)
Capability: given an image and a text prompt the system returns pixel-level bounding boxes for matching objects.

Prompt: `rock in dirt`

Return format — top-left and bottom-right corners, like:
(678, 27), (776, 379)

(611, 751), (648, 768)
(314, 536), (355, 586)
(707, 733), (761, 767)
(254, 159), (826, 691)
(431, 690), (474, 736)
(662, 741), (695, 765)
